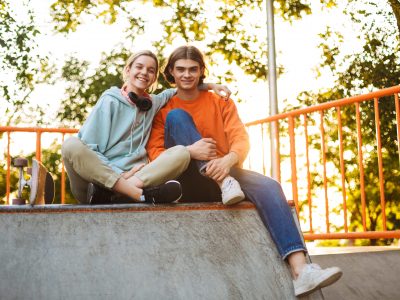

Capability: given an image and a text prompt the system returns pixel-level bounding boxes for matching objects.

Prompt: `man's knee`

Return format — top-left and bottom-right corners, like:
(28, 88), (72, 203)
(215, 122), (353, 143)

(166, 108), (192, 125)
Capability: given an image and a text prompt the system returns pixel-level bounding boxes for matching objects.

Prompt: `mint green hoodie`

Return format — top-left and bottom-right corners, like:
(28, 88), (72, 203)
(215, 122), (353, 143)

(78, 86), (176, 174)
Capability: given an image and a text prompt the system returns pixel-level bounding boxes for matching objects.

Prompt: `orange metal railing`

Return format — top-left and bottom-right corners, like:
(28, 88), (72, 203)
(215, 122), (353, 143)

(2, 86), (400, 241)
(0, 127), (78, 204)
(245, 85), (400, 240)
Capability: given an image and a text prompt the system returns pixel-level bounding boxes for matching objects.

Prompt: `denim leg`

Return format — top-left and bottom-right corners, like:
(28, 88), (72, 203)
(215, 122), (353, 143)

(230, 167), (306, 259)
(165, 108), (207, 171)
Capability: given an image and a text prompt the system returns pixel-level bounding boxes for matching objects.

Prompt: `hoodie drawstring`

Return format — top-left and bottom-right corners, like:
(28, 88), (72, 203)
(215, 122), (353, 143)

(136, 113), (146, 154)
(127, 112), (146, 156)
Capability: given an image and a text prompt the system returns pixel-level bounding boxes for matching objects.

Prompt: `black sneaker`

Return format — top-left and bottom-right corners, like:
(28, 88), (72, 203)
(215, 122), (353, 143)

(141, 180), (182, 203)
(87, 183), (131, 205)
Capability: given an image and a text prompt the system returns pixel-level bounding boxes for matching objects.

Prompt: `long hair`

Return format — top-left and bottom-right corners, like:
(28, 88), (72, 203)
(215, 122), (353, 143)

(163, 45), (206, 85)
(122, 50), (159, 92)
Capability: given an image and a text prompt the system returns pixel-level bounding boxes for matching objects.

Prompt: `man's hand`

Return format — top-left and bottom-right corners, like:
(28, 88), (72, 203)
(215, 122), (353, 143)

(187, 138), (218, 161)
(121, 163), (145, 179)
(208, 83), (231, 101)
(204, 152), (239, 182)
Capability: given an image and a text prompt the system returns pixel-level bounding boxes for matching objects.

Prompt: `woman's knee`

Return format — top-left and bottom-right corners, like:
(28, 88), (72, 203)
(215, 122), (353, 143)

(61, 136), (88, 162)
(61, 136), (80, 160)
(167, 145), (191, 170)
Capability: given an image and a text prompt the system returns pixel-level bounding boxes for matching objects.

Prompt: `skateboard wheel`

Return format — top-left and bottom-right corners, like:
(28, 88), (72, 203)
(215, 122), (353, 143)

(12, 198), (26, 205)
(13, 157), (28, 167)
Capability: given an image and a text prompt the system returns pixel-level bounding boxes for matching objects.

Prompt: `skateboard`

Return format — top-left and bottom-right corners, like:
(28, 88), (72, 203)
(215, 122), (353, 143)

(12, 158), (55, 206)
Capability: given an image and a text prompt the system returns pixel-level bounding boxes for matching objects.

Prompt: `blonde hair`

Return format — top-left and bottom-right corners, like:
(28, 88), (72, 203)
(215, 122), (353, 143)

(122, 50), (159, 92)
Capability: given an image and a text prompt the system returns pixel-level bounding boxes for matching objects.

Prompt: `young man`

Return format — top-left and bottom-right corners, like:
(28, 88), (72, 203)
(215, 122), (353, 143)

(146, 45), (343, 297)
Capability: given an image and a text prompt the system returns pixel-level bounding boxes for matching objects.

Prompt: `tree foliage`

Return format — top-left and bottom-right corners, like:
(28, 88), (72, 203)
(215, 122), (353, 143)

(0, 0), (53, 124)
(50, 0), (335, 124)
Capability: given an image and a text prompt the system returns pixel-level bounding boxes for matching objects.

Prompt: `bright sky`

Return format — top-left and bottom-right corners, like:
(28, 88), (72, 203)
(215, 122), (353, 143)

(20, 0), (360, 126)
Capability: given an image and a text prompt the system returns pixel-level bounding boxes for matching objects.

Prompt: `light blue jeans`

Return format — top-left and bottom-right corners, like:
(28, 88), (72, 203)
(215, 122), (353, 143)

(164, 108), (306, 259)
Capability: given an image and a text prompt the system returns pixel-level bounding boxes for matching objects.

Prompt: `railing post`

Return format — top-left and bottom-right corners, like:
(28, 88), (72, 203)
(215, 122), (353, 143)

(61, 133), (66, 204)
(36, 129), (42, 162)
(303, 114), (313, 233)
(6, 132), (11, 205)
(355, 103), (367, 231)
(336, 107), (348, 232)
(374, 98), (386, 230)
(320, 111), (330, 233)
(288, 116), (299, 213)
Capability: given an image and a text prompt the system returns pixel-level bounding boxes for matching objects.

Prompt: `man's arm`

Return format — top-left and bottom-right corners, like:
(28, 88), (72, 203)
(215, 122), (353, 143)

(186, 138), (218, 161)
(148, 112), (219, 162)
(204, 98), (250, 182)
(203, 151), (239, 182)
(146, 111), (167, 161)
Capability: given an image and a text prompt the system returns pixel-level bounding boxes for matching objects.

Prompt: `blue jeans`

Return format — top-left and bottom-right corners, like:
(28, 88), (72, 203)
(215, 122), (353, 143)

(164, 109), (306, 259)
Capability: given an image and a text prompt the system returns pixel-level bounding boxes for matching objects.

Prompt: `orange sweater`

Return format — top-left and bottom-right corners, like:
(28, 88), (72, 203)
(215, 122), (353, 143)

(147, 91), (250, 165)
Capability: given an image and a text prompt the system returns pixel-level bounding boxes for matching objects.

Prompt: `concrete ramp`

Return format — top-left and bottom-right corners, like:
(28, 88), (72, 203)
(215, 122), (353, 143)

(0, 202), (321, 299)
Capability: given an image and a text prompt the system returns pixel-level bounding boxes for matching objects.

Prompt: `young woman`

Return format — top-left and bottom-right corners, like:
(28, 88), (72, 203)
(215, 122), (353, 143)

(62, 50), (230, 204)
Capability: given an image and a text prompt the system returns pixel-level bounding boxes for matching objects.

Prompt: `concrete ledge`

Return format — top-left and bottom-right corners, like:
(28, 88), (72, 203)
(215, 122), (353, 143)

(0, 201), (255, 214)
(1, 202), (319, 300)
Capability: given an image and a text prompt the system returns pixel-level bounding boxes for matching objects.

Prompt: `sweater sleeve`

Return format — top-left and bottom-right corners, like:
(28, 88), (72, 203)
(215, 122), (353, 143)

(221, 99), (250, 166)
(146, 110), (166, 161)
(150, 88), (176, 112)
(78, 97), (124, 174)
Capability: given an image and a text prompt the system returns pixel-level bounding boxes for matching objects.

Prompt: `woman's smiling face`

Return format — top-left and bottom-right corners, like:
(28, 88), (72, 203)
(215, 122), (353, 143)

(125, 55), (157, 95)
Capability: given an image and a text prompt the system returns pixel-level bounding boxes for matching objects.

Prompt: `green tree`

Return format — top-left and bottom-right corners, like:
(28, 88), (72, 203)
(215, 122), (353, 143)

(0, 0), (53, 125)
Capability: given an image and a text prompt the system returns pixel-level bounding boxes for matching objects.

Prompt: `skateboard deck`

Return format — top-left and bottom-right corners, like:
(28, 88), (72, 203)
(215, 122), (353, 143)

(13, 158), (55, 206)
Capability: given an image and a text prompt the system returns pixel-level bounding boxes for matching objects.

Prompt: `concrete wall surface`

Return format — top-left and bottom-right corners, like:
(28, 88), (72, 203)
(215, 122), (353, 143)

(311, 248), (400, 300)
(0, 203), (325, 300)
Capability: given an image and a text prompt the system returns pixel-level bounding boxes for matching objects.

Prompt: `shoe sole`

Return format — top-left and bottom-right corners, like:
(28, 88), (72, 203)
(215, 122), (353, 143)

(162, 180), (182, 203)
(295, 269), (343, 297)
(87, 183), (95, 204)
(222, 191), (245, 205)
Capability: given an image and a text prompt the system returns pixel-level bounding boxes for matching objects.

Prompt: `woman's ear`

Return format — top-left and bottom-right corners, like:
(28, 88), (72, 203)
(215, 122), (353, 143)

(124, 66), (130, 79)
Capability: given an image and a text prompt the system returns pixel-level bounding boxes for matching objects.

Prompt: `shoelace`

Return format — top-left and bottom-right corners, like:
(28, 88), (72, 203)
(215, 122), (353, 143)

(221, 178), (234, 193)
(307, 263), (321, 270)
(144, 186), (159, 202)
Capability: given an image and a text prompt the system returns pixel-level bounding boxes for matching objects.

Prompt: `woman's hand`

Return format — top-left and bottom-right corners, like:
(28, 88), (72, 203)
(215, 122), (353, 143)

(121, 163), (145, 179)
(208, 83), (231, 100)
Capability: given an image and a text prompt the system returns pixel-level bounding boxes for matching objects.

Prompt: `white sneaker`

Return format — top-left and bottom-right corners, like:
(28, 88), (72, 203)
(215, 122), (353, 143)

(220, 176), (245, 205)
(293, 263), (342, 297)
